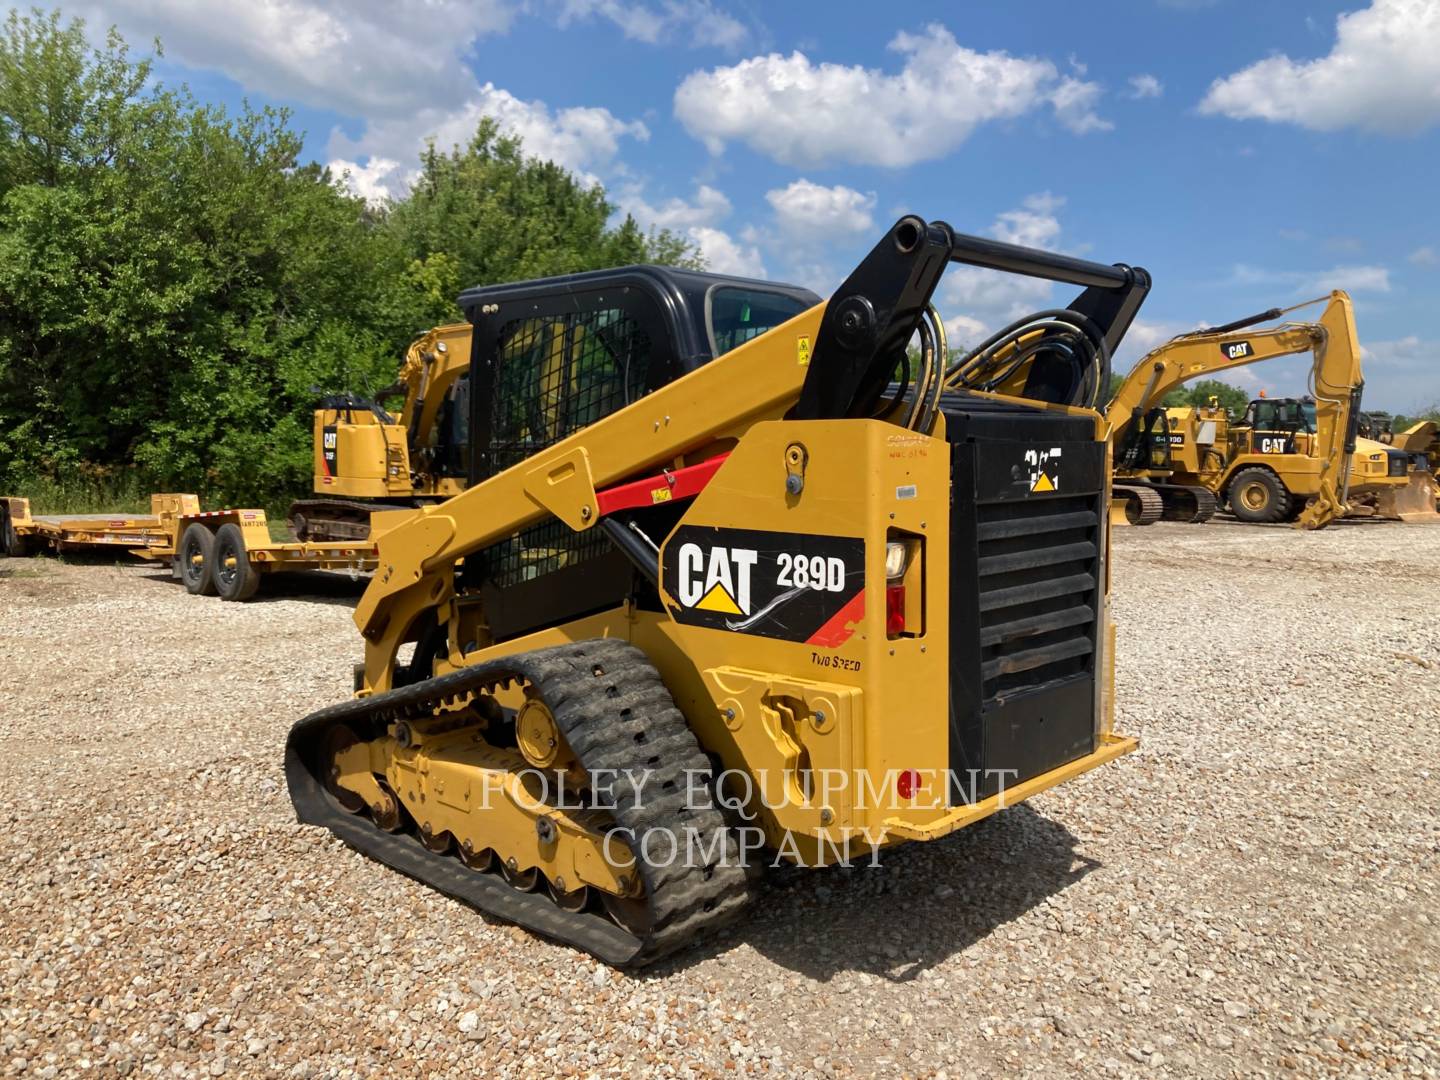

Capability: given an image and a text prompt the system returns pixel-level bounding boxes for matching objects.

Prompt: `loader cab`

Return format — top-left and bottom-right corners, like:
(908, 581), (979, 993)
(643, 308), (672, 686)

(458, 266), (819, 486)
(455, 266), (819, 641)
(1237, 396), (1312, 455)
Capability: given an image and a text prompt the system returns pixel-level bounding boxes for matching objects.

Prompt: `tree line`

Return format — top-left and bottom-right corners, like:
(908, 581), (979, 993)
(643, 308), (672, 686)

(0, 8), (696, 508)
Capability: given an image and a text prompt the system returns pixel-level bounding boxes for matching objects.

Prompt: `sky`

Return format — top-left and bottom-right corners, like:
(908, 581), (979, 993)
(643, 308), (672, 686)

(67, 0), (1440, 412)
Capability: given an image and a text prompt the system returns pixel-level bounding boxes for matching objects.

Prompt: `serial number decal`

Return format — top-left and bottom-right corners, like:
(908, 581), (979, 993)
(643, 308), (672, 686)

(662, 525), (866, 645)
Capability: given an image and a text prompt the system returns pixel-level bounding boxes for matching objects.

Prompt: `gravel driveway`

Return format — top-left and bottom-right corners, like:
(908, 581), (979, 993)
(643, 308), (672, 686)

(1, 521), (1437, 1077)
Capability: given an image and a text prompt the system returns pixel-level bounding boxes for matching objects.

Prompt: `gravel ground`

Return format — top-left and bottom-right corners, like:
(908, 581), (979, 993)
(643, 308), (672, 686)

(0, 521), (1437, 1078)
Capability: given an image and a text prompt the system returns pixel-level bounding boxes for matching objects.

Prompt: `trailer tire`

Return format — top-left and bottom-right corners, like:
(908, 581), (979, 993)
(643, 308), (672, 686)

(179, 524), (217, 595)
(213, 523), (260, 602)
(1, 506), (30, 558)
(1227, 468), (1289, 524)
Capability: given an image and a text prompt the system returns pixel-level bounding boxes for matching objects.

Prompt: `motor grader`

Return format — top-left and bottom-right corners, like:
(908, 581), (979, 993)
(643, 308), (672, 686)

(286, 217), (1151, 965)
(1106, 292), (1427, 527)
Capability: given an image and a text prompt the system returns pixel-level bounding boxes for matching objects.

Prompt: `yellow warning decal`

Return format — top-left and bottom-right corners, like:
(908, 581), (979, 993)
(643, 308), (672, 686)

(1030, 472), (1056, 493)
(650, 486), (672, 504)
(797, 336), (812, 367)
(695, 583), (743, 614)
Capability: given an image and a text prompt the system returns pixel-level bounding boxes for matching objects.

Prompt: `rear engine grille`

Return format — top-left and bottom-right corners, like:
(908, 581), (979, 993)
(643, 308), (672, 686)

(975, 494), (1098, 701)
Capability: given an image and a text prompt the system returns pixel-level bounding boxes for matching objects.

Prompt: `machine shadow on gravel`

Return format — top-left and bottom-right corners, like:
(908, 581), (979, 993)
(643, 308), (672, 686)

(644, 804), (1097, 982)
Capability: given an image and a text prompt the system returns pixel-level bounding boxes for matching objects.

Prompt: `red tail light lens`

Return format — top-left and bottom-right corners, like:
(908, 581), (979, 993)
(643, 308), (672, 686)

(885, 584), (906, 637)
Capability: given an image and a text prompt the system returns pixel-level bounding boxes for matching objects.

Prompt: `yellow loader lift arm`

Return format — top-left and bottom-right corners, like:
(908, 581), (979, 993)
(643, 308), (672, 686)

(1105, 291), (1364, 528)
(355, 219), (1149, 678)
(288, 216), (1153, 967)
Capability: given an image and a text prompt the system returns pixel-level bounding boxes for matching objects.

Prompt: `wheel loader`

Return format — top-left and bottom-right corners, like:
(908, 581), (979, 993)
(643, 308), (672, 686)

(286, 217), (1151, 965)
(1106, 292), (1429, 528)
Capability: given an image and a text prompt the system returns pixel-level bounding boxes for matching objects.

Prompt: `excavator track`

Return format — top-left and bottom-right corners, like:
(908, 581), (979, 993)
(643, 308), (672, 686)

(287, 498), (418, 542)
(1154, 483), (1217, 524)
(285, 638), (753, 966)
(1113, 484), (1164, 526)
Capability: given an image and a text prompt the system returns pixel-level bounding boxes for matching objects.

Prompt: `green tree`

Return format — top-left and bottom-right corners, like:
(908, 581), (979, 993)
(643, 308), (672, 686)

(0, 9), (702, 508)
(380, 121), (700, 325)
(1162, 379), (1252, 417)
(0, 8), (409, 503)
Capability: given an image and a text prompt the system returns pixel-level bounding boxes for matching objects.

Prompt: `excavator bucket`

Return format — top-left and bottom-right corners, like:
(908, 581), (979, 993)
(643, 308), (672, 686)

(1371, 470), (1440, 522)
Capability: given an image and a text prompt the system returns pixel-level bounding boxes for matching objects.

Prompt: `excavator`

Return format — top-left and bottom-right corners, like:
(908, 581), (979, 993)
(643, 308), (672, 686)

(289, 324), (475, 542)
(285, 217), (1151, 965)
(1106, 292), (1422, 528)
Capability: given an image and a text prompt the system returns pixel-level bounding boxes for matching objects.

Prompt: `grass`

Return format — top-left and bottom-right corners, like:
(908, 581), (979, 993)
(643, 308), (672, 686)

(8, 472), (153, 516)
(7, 473), (299, 543)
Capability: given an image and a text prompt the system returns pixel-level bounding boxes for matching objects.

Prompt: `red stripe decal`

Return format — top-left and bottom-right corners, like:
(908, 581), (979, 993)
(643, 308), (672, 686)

(595, 453), (730, 517)
(806, 588), (866, 648)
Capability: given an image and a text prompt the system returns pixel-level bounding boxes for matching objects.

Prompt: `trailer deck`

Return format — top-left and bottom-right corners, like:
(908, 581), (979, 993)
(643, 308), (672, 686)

(2, 493), (392, 601)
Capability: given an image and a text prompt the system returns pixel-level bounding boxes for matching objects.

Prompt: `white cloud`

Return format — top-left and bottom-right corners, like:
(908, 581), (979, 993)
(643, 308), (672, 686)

(937, 194), (1069, 335)
(1227, 263), (1392, 296)
(553, 0), (747, 48)
(617, 184), (763, 277)
(329, 157), (403, 205)
(687, 226), (766, 277)
(1360, 336), (1440, 408)
(79, 0), (514, 120)
(328, 83), (649, 199)
(673, 24), (1110, 167)
(1199, 0), (1440, 133)
(620, 184), (731, 230)
(765, 180), (876, 236)
(1410, 246), (1438, 266)
(991, 191), (1064, 249)
(83, 1), (654, 204)
(1127, 73), (1164, 99)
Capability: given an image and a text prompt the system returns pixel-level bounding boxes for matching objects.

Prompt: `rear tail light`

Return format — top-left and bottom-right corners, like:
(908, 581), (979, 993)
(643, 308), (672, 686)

(885, 585), (906, 636)
(885, 534), (923, 640)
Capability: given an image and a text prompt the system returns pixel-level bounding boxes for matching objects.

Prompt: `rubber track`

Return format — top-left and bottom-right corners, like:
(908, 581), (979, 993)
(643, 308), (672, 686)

(1114, 484), (1164, 526)
(285, 638), (753, 966)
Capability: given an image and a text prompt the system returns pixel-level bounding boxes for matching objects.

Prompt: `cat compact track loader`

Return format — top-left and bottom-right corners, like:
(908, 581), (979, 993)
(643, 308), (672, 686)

(286, 217), (1151, 966)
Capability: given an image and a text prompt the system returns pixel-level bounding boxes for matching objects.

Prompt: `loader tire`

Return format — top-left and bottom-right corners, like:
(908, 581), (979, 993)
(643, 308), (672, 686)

(1227, 468), (1288, 524)
(213, 523), (261, 601)
(179, 524), (217, 595)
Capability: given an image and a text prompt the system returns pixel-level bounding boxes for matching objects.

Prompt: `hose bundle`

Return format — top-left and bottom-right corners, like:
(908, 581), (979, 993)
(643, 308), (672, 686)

(943, 308), (1111, 411)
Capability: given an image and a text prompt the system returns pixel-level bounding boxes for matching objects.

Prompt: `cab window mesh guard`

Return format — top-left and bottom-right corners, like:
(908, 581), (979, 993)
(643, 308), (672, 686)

(489, 309), (654, 475)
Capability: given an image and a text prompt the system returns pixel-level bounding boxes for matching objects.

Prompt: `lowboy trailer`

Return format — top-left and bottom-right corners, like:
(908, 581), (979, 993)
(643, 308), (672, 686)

(1, 492), (396, 601)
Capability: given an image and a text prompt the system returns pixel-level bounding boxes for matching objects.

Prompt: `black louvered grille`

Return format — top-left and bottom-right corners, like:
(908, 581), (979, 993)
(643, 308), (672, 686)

(975, 494), (1098, 701)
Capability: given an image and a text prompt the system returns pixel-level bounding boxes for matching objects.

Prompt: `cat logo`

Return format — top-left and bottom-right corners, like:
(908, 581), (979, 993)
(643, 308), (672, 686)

(1025, 446), (1063, 493)
(1222, 340), (1254, 361)
(675, 542), (757, 616)
(662, 526), (866, 642)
